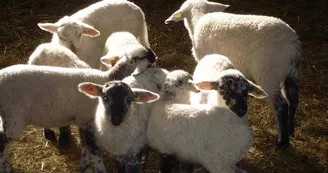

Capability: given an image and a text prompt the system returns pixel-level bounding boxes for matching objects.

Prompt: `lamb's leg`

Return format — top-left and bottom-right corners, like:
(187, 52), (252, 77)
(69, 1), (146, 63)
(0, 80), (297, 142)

(159, 154), (177, 173)
(115, 154), (142, 173)
(270, 92), (290, 150)
(138, 144), (150, 170)
(114, 156), (126, 173)
(43, 128), (56, 142)
(0, 133), (10, 173)
(0, 112), (25, 173)
(79, 123), (106, 173)
(58, 126), (71, 149)
(124, 155), (141, 173)
(179, 162), (194, 173)
(283, 67), (300, 137)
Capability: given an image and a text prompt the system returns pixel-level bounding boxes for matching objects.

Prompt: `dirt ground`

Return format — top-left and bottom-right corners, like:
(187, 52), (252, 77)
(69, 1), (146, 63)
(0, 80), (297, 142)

(0, 0), (327, 172)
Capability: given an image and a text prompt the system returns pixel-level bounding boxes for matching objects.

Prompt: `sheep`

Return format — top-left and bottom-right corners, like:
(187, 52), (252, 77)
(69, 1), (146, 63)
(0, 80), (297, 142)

(100, 32), (157, 73)
(28, 43), (90, 68)
(79, 68), (168, 172)
(0, 53), (155, 173)
(78, 80), (159, 173)
(146, 70), (253, 173)
(191, 54), (268, 122)
(28, 42), (90, 149)
(115, 67), (169, 171)
(165, 0), (302, 149)
(38, 0), (150, 69)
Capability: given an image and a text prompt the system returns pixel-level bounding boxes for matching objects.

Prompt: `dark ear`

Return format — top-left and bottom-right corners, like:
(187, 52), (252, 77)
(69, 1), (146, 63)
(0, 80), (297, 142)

(247, 80), (268, 99)
(196, 81), (218, 90)
(78, 82), (103, 98)
(38, 23), (59, 33)
(165, 10), (185, 24)
(131, 88), (160, 104)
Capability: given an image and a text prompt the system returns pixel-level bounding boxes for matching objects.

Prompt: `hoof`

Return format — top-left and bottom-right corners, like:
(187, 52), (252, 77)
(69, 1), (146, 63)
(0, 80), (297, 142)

(277, 138), (290, 150)
(44, 129), (56, 142)
(58, 133), (70, 150)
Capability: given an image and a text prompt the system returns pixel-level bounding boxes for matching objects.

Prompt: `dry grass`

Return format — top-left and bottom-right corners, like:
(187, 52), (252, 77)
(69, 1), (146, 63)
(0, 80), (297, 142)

(0, 0), (327, 172)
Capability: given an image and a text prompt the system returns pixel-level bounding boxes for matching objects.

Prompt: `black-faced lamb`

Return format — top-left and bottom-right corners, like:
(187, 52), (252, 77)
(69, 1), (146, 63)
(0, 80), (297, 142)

(191, 54), (268, 121)
(79, 67), (168, 172)
(147, 70), (253, 173)
(0, 53), (154, 173)
(165, 0), (301, 149)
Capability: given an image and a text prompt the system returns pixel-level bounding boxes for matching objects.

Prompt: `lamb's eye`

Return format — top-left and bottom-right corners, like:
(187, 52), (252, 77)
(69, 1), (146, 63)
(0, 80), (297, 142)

(103, 96), (109, 101)
(127, 97), (132, 103)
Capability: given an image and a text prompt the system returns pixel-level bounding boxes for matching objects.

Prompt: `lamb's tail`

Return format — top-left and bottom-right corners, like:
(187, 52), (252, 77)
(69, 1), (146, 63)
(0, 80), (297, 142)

(283, 43), (301, 137)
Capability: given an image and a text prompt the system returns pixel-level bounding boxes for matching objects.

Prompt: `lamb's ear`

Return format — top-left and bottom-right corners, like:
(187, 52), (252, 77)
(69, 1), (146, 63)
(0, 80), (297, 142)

(78, 82), (103, 98)
(247, 80), (268, 99)
(196, 81), (218, 90)
(131, 88), (160, 104)
(165, 10), (185, 24)
(206, 1), (230, 12)
(101, 55), (120, 67)
(81, 23), (100, 37)
(188, 80), (200, 93)
(38, 23), (59, 33)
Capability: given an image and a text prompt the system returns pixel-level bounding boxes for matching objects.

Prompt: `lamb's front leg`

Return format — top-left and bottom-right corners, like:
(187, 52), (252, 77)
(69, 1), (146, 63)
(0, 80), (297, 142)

(0, 133), (10, 173)
(115, 154), (141, 173)
(79, 123), (106, 173)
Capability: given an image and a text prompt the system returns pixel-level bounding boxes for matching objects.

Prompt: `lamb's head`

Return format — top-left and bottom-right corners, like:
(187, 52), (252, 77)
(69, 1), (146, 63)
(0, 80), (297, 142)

(78, 81), (159, 126)
(165, 0), (229, 25)
(101, 47), (157, 76)
(163, 70), (200, 103)
(196, 69), (268, 117)
(38, 16), (100, 52)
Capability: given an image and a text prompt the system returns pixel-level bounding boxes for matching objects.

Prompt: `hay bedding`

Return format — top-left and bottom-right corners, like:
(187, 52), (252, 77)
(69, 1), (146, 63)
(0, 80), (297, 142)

(0, 0), (327, 172)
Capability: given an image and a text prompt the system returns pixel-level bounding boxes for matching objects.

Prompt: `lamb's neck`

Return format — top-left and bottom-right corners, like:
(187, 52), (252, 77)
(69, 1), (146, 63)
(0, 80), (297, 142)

(161, 90), (191, 104)
(105, 61), (130, 81)
(185, 12), (206, 40)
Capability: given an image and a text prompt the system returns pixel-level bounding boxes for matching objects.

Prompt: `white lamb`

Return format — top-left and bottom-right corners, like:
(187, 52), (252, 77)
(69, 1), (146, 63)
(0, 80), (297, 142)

(28, 42), (91, 149)
(147, 70), (252, 173)
(38, 0), (149, 69)
(165, 0), (301, 149)
(0, 54), (153, 173)
(100, 32), (157, 73)
(79, 67), (168, 172)
(28, 43), (90, 68)
(191, 54), (268, 122)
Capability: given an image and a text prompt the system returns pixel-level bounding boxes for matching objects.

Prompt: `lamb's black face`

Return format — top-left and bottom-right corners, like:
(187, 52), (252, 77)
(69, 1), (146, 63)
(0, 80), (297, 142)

(218, 75), (250, 118)
(144, 48), (157, 64)
(101, 81), (133, 126)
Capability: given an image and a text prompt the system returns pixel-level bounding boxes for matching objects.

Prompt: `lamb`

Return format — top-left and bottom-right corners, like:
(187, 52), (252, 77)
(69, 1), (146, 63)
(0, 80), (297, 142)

(38, 0), (150, 69)
(147, 70), (252, 173)
(100, 32), (157, 72)
(79, 68), (168, 173)
(191, 54), (268, 122)
(165, 0), (302, 149)
(28, 43), (90, 68)
(0, 53), (155, 173)
(28, 42), (90, 149)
